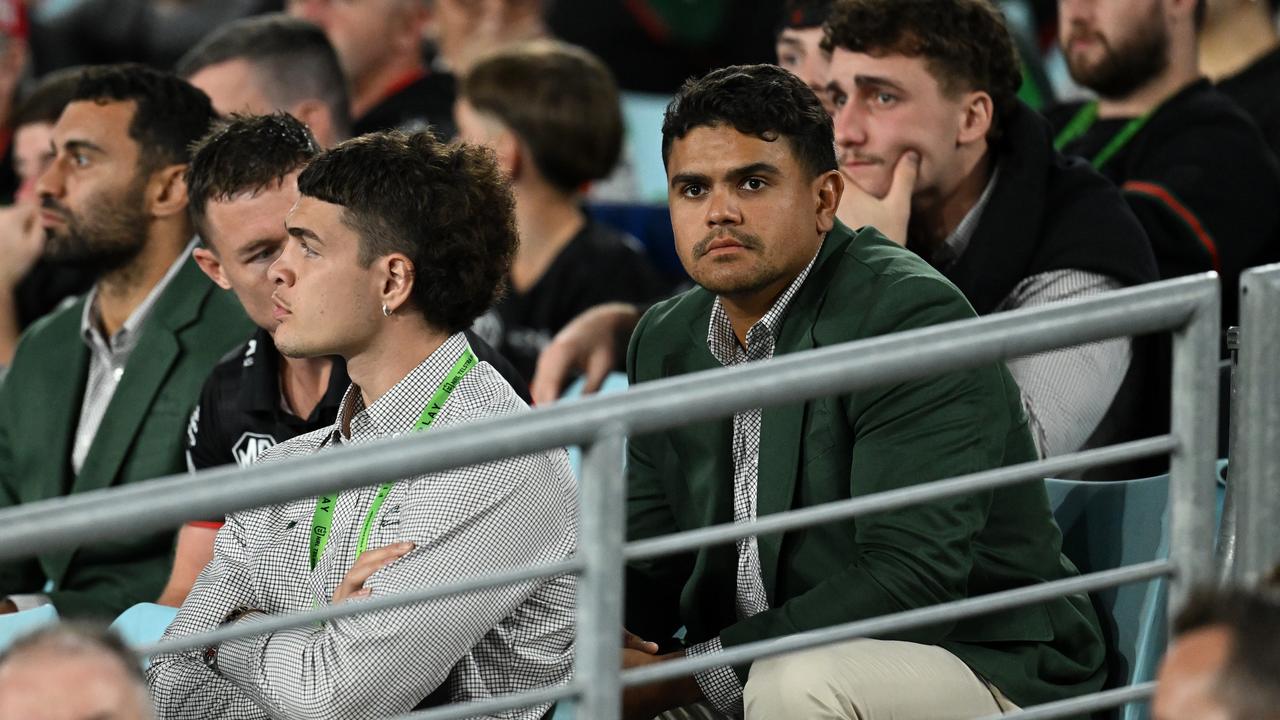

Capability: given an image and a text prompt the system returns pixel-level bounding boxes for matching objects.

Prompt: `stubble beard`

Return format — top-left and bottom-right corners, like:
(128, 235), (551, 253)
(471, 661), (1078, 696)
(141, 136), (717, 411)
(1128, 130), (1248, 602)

(1065, 21), (1171, 100)
(42, 177), (149, 275)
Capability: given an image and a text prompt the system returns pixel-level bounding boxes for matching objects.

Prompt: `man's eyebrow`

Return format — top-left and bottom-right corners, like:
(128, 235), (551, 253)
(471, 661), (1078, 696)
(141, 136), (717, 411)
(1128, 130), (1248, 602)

(670, 171), (711, 189)
(62, 139), (106, 155)
(287, 225), (321, 243)
(726, 162), (782, 179)
(777, 36), (804, 48)
(854, 74), (908, 93)
(236, 238), (280, 260)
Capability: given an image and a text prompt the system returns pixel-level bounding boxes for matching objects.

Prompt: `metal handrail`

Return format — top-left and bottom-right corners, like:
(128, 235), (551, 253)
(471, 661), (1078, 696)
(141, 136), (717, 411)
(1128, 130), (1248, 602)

(0, 273), (1223, 720)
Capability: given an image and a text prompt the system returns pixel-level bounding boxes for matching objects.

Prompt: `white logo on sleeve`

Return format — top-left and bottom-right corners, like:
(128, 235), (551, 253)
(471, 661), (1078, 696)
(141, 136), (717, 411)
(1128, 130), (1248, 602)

(232, 432), (278, 467)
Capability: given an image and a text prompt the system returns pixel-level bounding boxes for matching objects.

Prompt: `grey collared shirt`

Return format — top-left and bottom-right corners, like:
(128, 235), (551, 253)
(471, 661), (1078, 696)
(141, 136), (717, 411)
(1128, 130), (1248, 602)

(72, 240), (196, 475)
(686, 241), (822, 717)
(148, 332), (578, 720)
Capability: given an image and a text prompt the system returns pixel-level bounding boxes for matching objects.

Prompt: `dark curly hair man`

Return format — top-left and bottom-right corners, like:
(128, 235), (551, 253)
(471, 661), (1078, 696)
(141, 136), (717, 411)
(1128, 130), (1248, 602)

(147, 129), (577, 719)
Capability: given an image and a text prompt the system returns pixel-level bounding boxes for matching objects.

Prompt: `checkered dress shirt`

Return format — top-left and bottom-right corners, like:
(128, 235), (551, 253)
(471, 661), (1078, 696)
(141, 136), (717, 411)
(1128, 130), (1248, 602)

(147, 333), (578, 720)
(684, 246), (822, 717)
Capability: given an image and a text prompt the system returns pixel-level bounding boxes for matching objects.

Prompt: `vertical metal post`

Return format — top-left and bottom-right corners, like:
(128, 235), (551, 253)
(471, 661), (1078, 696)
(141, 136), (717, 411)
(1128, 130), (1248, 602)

(1168, 277), (1220, 616)
(1215, 327), (1239, 584)
(575, 427), (628, 720)
(1232, 266), (1280, 584)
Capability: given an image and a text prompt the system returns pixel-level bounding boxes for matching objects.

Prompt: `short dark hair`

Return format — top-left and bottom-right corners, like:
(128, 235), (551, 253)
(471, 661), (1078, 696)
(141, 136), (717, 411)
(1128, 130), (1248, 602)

(176, 14), (352, 138)
(460, 40), (622, 194)
(0, 623), (144, 685)
(297, 131), (517, 333)
(11, 67), (82, 129)
(822, 0), (1022, 143)
(186, 112), (321, 245)
(661, 64), (836, 178)
(1174, 587), (1280, 719)
(70, 63), (216, 172)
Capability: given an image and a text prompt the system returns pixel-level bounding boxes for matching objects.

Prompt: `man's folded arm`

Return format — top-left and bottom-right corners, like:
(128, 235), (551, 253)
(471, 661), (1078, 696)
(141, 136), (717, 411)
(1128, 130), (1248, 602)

(213, 466), (577, 719)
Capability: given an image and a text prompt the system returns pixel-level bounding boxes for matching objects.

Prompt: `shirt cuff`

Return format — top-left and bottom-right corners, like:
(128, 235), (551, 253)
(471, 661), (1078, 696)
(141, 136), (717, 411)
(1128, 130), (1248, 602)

(7, 594), (51, 612)
(686, 637), (744, 717)
(214, 611), (272, 685)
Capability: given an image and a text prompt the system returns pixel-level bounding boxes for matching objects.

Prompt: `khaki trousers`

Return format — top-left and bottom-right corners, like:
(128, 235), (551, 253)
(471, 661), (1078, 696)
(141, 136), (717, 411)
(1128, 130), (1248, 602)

(659, 639), (1019, 720)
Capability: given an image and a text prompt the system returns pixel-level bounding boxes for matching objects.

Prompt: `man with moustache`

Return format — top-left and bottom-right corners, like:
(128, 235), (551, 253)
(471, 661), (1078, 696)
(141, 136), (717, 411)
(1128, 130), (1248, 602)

(620, 63), (1104, 720)
(1050, 0), (1280, 326)
(148, 130), (576, 720)
(0, 64), (250, 619)
(823, 0), (1158, 462)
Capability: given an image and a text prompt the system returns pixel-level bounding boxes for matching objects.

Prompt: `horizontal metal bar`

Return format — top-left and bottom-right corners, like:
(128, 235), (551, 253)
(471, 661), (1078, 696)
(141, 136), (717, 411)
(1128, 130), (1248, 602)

(627, 436), (1175, 562)
(0, 274), (1216, 562)
(135, 557), (583, 657)
(384, 682), (580, 720)
(622, 560), (1174, 687)
(976, 682), (1155, 720)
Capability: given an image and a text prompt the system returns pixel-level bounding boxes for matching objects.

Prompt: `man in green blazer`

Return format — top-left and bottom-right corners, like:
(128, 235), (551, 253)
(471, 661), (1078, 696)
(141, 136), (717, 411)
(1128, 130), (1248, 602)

(0, 65), (250, 620)
(621, 64), (1105, 719)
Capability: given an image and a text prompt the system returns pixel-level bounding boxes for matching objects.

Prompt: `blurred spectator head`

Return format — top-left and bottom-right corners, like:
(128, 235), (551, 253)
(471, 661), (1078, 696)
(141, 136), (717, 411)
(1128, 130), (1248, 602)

(456, 40), (621, 195)
(1058, 0), (1204, 100)
(0, 623), (153, 720)
(1153, 586), (1280, 720)
(36, 64), (215, 270)
(8, 66), (79, 204)
(433, 0), (546, 75)
(271, 130), (515, 357)
(776, 0), (834, 112)
(188, 113), (320, 331)
(821, 0), (1020, 200)
(286, 0), (430, 96)
(177, 13), (351, 146)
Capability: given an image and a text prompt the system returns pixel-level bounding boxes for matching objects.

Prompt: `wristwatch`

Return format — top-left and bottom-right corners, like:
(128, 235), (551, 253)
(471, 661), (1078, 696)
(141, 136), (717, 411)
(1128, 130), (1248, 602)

(202, 605), (258, 672)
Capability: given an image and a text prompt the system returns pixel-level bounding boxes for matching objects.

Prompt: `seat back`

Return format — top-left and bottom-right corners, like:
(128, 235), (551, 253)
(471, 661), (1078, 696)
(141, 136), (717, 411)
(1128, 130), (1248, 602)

(1045, 474), (1169, 720)
(560, 373), (630, 479)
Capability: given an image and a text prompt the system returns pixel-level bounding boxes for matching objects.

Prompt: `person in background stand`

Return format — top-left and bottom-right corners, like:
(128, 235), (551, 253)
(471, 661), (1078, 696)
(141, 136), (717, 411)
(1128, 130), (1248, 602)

(457, 40), (665, 382)
(0, 68), (94, 375)
(1049, 0), (1280, 326)
(775, 0), (835, 115)
(1200, 0), (1280, 158)
(286, 0), (457, 138)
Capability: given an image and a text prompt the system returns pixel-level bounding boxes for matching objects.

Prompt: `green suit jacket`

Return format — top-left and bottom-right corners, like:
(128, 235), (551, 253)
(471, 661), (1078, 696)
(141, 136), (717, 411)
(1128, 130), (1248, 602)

(0, 256), (251, 619)
(624, 222), (1106, 708)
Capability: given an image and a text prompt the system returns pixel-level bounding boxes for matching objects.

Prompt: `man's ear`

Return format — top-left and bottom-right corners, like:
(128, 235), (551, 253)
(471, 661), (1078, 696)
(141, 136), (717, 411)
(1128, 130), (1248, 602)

(496, 128), (523, 181)
(147, 164), (190, 220)
(815, 169), (844, 233)
(193, 246), (232, 290)
(956, 91), (994, 147)
(380, 253), (416, 315)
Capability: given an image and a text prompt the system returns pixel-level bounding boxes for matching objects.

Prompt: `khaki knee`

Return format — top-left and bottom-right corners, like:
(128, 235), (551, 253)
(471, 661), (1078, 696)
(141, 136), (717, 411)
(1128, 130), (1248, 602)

(744, 646), (856, 720)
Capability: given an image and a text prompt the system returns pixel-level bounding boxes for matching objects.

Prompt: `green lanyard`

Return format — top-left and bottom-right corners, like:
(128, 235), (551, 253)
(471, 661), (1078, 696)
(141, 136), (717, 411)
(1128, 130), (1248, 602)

(1053, 101), (1153, 171)
(308, 346), (479, 570)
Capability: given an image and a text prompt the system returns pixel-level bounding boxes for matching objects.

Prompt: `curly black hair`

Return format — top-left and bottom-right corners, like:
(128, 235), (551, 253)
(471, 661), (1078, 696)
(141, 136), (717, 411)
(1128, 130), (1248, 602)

(297, 131), (517, 333)
(822, 0), (1022, 143)
(70, 63), (216, 171)
(661, 64), (836, 178)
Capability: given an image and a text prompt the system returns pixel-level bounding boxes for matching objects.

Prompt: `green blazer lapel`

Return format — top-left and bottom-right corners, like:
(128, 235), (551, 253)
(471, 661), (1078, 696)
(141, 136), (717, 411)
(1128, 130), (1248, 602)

(23, 302), (90, 503)
(71, 258), (210, 497)
(756, 225), (850, 598)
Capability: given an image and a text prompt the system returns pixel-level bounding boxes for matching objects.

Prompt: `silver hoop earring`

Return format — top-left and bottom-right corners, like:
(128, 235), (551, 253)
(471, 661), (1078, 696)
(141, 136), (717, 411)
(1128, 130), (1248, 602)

(382, 304), (392, 317)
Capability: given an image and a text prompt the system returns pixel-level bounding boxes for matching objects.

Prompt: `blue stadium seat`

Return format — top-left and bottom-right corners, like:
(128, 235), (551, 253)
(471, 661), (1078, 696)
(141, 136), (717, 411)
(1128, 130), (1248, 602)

(561, 372), (630, 480)
(1046, 461), (1227, 720)
(1045, 473), (1170, 720)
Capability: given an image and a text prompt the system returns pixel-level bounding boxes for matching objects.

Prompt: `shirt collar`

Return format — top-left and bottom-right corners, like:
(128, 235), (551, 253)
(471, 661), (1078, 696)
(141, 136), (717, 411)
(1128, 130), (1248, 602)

(932, 167), (1001, 271)
(336, 331), (473, 443)
(706, 237), (823, 366)
(79, 238), (198, 351)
